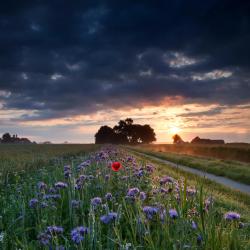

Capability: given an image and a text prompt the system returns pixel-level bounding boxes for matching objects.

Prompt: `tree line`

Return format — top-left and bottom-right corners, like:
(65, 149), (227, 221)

(95, 118), (156, 144)
(0, 133), (33, 144)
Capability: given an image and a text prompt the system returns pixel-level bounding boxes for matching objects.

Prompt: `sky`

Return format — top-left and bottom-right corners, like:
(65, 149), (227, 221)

(0, 0), (250, 143)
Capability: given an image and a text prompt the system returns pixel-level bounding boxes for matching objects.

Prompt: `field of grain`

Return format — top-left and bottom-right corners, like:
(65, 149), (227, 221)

(0, 144), (249, 249)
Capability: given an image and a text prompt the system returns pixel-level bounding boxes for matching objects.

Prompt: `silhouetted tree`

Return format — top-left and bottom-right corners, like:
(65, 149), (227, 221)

(0, 133), (32, 144)
(95, 118), (156, 144)
(95, 126), (114, 144)
(113, 118), (134, 143)
(138, 125), (156, 144)
(172, 134), (184, 144)
(2, 133), (12, 143)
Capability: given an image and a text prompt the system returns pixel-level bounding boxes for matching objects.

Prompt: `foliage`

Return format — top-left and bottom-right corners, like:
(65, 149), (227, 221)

(172, 134), (184, 144)
(0, 132), (32, 144)
(95, 118), (156, 144)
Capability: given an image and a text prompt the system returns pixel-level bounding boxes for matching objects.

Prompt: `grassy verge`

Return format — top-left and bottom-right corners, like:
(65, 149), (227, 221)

(126, 148), (250, 220)
(129, 146), (250, 185)
(134, 144), (250, 163)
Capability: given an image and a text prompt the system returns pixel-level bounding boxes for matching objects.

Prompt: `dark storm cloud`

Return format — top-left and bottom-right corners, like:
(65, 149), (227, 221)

(0, 0), (250, 120)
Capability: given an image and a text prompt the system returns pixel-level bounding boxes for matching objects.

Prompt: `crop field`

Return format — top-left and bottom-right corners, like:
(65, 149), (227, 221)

(0, 145), (250, 249)
(136, 144), (250, 163)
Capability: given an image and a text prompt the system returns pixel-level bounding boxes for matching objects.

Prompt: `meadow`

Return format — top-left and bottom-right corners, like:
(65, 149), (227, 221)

(130, 146), (250, 185)
(0, 144), (249, 249)
(0, 144), (99, 185)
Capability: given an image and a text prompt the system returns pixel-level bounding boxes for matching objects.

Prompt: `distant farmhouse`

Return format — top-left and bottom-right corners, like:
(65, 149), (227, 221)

(0, 133), (34, 144)
(191, 136), (225, 144)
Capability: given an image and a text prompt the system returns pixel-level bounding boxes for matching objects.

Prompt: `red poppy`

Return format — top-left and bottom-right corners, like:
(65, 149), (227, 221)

(111, 162), (122, 172)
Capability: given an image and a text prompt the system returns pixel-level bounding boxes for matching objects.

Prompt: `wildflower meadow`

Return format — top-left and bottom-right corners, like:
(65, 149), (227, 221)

(0, 146), (249, 249)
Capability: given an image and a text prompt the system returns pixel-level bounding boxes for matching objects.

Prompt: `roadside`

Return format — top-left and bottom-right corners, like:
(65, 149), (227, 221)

(132, 149), (250, 194)
(125, 148), (250, 220)
(128, 147), (250, 185)
(133, 144), (250, 163)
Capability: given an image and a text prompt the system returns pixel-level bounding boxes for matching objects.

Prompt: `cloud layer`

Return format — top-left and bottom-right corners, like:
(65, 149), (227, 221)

(1, 1), (250, 119)
(0, 1), (250, 142)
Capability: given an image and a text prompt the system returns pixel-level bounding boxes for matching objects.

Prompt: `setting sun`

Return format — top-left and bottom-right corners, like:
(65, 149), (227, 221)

(169, 126), (181, 135)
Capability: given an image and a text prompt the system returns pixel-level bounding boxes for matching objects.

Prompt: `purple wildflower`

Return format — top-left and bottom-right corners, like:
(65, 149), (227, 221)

(46, 226), (64, 234)
(87, 175), (94, 180)
(91, 197), (102, 207)
(29, 198), (39, 208)
(224, 212), (240, 221)
(192, 221), (197, 229)
(204, 197), (213, 211)
(143, 206), (159, 220)
(127, 156), (134, 162)
(136, 170), (144, 178)
(160, 187), (168, 194)
(127, 187), (140, 197)
(105, 193), (113, 201)
(75, 175), (86, 189)
(64, 165), (71, 171)
(75, 184), (82, 190)
(77, 175), (87, 182)
(100, 212), (117, 224)
(160, 176), (174, 185)
(121, 176), (129, 181)
(48, 187), (57, 193)
(139, 192), (147, 201)
(54, 182), (68, 189)
(40, 202), (48, 208)
(187, 187), (196, 196)
(197, 235), (203, 245)
(169, 209), (178, 219)
(71, 200), (81, 208)
(146, 164), (154, 173)
(37, 232), (51, 246)
(71, 226), (89, 244)
(64, 165), (71, 179)
(105, 174), (110, 181)
(37, 182), (47, 191)
(43, 194), (61, 200)
(152, 189), (159, 195)
(77, 160), (91, 171)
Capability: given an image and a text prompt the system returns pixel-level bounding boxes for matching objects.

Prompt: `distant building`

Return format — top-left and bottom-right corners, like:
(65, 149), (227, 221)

(191, 136), (225, 144)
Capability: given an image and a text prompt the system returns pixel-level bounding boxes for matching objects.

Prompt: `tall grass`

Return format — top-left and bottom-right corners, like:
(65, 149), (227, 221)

(0, 144), (99, 185)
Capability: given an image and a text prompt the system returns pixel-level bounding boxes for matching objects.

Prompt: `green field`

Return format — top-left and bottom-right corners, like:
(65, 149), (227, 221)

(0, 144), (99, 183)
(130, 146), (250, 185)
(136, 143), (250, 163)
(0, 144), (249, 249)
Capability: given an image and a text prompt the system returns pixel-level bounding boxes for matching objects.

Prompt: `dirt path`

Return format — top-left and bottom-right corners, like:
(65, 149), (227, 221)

(133, 151), (250, 195)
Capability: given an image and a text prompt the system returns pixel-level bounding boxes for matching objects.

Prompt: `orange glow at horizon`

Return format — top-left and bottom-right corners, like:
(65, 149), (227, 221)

(2, 102), (249, 143)
(169, 126), (181, 135)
